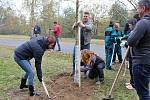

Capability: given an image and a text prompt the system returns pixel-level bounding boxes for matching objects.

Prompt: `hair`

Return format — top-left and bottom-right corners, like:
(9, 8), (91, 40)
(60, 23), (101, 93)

(81, 49), (97, 65)
(138, 0), (150, 10)
(54, 21), (57, 24)
(109, 21), (114, 27)
(84, 11), (90, 15)
(128, 18), (137, 26)
(47, 35), (56, 49)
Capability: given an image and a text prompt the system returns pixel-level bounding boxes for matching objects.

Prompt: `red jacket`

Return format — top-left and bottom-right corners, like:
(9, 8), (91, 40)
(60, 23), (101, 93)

(52, 24), (61, 36)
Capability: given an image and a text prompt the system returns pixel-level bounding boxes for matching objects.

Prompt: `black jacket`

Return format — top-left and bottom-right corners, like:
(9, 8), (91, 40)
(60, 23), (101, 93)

(14, 36), (48, 80)
(127, 13), (150, 65)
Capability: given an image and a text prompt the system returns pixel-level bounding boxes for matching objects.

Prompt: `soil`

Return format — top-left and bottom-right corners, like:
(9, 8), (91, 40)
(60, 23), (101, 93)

(8, 73), (97, 100)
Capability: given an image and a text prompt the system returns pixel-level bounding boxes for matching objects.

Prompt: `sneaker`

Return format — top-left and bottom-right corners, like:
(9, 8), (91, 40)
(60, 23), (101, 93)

(96, 80), (104, 85)
(126, 84), (134, 90)
(125, 82), (130, 86)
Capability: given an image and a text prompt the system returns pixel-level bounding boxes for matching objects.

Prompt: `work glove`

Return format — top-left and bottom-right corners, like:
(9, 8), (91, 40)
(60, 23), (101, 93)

(38, 77), (42, 82)
(120, 41), (127, 47)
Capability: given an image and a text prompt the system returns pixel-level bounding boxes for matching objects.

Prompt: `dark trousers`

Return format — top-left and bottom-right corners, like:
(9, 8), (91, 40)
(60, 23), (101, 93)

(112, 44), (122, 62)
(129, 56), (134, 88)
(88, 63), (104, 81)
(132, 64), (150, 100)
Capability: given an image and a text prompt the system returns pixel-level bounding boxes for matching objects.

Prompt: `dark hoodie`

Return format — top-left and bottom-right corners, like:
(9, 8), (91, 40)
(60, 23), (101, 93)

(14, 36), (49, 80)
(127, 13), (150, 65)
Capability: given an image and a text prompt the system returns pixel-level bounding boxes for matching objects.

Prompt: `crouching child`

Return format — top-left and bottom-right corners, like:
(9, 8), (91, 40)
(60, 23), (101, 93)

(81, 49), (105, 84)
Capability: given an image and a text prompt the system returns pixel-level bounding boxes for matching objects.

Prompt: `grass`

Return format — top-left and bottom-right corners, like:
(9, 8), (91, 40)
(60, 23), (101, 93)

(0, 35), (104, 45)
(0, 46), (138, 100)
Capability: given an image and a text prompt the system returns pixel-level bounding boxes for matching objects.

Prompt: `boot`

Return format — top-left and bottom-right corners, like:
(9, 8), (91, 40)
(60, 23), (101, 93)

(20, 78), (28, 89)
(28, 85), (40, 96)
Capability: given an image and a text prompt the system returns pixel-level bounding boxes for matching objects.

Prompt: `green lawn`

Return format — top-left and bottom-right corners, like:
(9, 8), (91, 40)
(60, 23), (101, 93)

(0, 46), (138, 100)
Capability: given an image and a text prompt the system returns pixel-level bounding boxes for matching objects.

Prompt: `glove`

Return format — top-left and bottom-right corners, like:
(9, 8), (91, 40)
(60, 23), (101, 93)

(38, 77), (42, 82)
(120, 41), (127, 47)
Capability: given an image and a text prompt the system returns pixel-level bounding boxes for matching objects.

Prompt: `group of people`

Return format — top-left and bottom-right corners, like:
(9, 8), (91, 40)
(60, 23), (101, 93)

(13, 0), (150, 99)
(32, 21), (62, 51)
(104, 22), (124, 70)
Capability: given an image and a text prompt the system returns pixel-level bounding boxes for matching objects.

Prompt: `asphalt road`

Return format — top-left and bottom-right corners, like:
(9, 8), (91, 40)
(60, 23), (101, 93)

(0, 39), (105, 58)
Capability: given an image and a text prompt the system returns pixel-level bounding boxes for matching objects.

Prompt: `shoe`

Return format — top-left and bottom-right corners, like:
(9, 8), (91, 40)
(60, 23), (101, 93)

(106, 67), (112, 70)
(20, 78), (28, 89)
(125, 82), (130, 86)
(126, 84), (134, 90)
(29, 85), (40, 96)
(96, 80), (104, 85)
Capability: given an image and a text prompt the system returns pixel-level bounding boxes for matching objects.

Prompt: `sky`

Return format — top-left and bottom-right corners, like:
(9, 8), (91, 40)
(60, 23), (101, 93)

(10, 0), (136, 18)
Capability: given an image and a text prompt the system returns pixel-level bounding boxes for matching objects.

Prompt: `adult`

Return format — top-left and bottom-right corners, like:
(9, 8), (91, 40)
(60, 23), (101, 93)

(112, 22), (123, 63)
(104, 21), (114, 70)
(33, 24), (41, 37)
(127, 0), (150, 99)
(51, 21), (61, 51)
(13, 36), (56, 96)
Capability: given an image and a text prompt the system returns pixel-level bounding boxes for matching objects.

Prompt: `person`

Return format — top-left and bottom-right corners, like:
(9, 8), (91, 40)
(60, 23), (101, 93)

(51, 21), (62, 51)
(13, 36), (56, 96)
(71, 11), (93, 75)
(33, 24), (41, 37)
(81, 49), (105, 84)
(122, 18), (137, 90)
(127, 0), (150, 99)
(104, 21), (114, 70)
(111, 22), (123, 63)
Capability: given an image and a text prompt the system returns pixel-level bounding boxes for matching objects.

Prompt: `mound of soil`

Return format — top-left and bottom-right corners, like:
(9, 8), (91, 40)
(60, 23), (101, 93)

(8, 73), (97, 100)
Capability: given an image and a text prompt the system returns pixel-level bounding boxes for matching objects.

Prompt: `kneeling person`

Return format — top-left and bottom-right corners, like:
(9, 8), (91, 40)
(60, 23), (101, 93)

(81, 49), (105, 84)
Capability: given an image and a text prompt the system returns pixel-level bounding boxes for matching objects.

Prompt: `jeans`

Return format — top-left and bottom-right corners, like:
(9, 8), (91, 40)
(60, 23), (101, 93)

(55, 36), (61, 51)
(13, 53), (34, 85)
(132, 64), (150, 100)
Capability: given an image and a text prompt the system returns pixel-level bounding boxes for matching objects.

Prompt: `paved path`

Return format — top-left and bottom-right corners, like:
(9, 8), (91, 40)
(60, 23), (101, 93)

(0, 39), (105, 58)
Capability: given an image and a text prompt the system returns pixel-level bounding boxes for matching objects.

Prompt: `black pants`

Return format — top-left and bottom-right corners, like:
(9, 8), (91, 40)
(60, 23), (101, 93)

(88, 63), (104, 81)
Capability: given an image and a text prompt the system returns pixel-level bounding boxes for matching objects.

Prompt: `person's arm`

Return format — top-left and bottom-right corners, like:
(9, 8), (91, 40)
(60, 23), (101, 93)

(80, 21), (92, 31)
(34, 51), (44, 82)
(127, 20), (147, 47)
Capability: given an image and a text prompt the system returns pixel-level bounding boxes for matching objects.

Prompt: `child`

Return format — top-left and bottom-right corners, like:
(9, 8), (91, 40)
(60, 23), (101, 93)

(81, 49), (105, 84)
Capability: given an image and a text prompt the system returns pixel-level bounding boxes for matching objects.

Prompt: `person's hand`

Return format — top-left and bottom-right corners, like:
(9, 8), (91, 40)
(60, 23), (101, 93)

(38, 77), (42, 82)
(79, 22), (85, 27)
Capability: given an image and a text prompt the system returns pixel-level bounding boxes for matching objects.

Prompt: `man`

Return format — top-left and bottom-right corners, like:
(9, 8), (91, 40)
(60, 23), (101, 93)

(71, 11), (93, 75)
(111, 22), (123, 63)
(13, 36), (56, 96)
(79, 12), (93, 50)
(33, 24), (41, 37)
(104, 21), (114, 70)
(51, 21), (61, 51)
(127, 0), (150, 99)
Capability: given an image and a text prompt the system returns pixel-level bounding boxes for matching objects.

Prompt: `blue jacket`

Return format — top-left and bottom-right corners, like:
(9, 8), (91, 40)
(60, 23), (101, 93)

(34, 25), (41, 34)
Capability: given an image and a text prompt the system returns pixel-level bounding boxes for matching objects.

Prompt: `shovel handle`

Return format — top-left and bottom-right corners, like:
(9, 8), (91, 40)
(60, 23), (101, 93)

(42, 81), (51, 98)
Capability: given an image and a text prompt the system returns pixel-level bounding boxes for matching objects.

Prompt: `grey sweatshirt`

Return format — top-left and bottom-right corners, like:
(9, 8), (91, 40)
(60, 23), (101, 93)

(127, 12), (150, 65)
